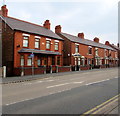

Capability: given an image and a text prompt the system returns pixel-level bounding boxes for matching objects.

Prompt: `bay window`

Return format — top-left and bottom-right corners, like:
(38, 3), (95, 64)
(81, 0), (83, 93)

(20, 55), (24, 66)
(37, 59), (41, 66)
(27, 55), (32, 66)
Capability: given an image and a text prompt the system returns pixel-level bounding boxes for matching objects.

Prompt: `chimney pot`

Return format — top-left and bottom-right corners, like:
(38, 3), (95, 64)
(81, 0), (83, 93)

(117, 43), (119, 48)
(1, 5), (8, 17)
(43, 20), (50, 29)
(105, 41), (110, 46)
(94, 37), (99, 43)
(78, 33), (84, 39)
(55, 25), (61, 33)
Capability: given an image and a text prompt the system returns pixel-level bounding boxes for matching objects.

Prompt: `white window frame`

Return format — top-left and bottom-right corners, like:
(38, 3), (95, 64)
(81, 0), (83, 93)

(37, 59), (41, 66)
(55, 42), (59, 51)
(75, 44), (79, 53)
(46, 40), (51, 49)
(88, 46), (92, 54)
(35, 38), (40, 49)
(23, 36), (29, 47)
(20, 56), (24, 66)
(78, 58), (80, 65)
(75, 58), (77, 65)
(95, 48), (98, 56)
(27, 56), (32, 66)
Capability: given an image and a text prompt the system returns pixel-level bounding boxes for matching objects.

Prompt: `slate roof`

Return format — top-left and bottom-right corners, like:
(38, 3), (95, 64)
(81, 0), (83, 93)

(18, 48), (61, 55)
(1, 16), (63, 41)
(60, 32), (116, 51)
(110, 44), (120, 50)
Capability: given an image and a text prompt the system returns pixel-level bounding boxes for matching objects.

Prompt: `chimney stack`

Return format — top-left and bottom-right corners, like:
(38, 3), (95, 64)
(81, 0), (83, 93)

(55, 25), (61, 33)
(0, 5), (8, 17)
(117, 43), (119, 48)
(105, 41), (110, 46)
(43, 20), (50, 29)
(78, 33), (84, 39)
(94, 37), (99, 43)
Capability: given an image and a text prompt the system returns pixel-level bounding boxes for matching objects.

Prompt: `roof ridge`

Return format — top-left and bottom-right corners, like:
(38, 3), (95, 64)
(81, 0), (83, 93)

(7, 16), (44, 28)
(61, 32), (116, 50)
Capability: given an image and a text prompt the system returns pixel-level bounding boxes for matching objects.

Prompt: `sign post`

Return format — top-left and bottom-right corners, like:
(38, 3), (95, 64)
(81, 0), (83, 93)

(3, 66), (6, 78)
(30, 52), (34, 77)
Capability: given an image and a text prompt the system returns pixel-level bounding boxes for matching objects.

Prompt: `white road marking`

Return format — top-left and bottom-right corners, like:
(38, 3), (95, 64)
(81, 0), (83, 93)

(73, 81), (84, 84)
(4, 77), (117, 106)
(5, 88), (72, 106)
(22, 80), (54, 85)
(85, 78), (112, 86)
(46, 83), (70, 88)
(45, 80), (54, 82)
(114, 77), (118, 78)
(46, 81), (84, 88)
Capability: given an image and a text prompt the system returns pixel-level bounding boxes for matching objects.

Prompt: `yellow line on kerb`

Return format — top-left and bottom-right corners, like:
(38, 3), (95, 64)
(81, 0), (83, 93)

(81, 94), (120, 116)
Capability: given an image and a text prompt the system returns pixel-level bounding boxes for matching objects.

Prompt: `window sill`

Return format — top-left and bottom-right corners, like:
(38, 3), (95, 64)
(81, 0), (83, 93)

(46, 49), (51, 51)
(22, 47), (29, 49)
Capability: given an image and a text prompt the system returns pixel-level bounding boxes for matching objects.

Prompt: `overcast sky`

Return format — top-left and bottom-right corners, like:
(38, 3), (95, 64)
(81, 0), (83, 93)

(0, 0), (119, 45)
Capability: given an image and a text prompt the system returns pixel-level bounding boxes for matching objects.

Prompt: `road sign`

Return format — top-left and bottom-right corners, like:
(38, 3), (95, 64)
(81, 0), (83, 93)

(30, 54), (34, 58)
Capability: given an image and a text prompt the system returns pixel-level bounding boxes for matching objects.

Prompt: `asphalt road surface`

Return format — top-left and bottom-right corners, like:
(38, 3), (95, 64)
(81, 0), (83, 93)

(2, 68), (119, 114)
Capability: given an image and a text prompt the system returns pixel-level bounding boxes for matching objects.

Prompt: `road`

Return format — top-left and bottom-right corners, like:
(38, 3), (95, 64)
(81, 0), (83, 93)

(2, 68), (119, 114)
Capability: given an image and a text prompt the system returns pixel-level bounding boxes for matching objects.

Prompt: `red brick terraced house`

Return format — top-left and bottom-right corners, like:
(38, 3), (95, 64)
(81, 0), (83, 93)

(105, 42), (120, 66)
(1, 5), (64, 76)
(55, 25), (118, 71)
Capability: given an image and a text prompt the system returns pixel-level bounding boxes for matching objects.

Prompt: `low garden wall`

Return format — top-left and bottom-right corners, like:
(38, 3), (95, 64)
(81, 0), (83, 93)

(0, 67), (2, 77)
(14, 67), (45, 76)
(58, 66), (71, 72)
(80, 65), (90, 70)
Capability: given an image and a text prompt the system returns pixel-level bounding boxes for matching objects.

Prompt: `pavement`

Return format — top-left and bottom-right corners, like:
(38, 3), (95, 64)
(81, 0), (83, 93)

(1, 67), (118, 84)
(83, 94), (120, 115)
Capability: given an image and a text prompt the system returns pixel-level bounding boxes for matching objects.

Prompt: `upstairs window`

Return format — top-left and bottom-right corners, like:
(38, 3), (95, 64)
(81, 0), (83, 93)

(95, 48), (98, 56)
(105, 49), (107, 56)
(23, 36), (29, 47)
(75, 44), (79, 53)
(109, 50), (111, 56)
(115, 52), (117, 58)
(46, 40), (51, 50)
(35, 38), (40, 49)
(55, 42), (59, 51)
(88, 46), (92, 54)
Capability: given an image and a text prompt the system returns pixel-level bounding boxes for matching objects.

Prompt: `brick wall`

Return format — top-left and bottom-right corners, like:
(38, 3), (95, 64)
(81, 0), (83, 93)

(57, 33), (71, 66)
(2, 20), (14, 76)
(58, 66), (71, 72)
(0, 67), (2, 77)
(14, 67), (45, 76)
(14, 31), (63, 68)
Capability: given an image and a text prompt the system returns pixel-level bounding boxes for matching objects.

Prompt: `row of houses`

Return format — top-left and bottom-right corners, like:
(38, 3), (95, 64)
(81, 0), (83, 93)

(0, 5), (119, 77)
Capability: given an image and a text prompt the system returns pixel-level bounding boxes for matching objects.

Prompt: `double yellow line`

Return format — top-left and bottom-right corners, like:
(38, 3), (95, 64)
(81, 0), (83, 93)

(81, 94), (119, 115)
